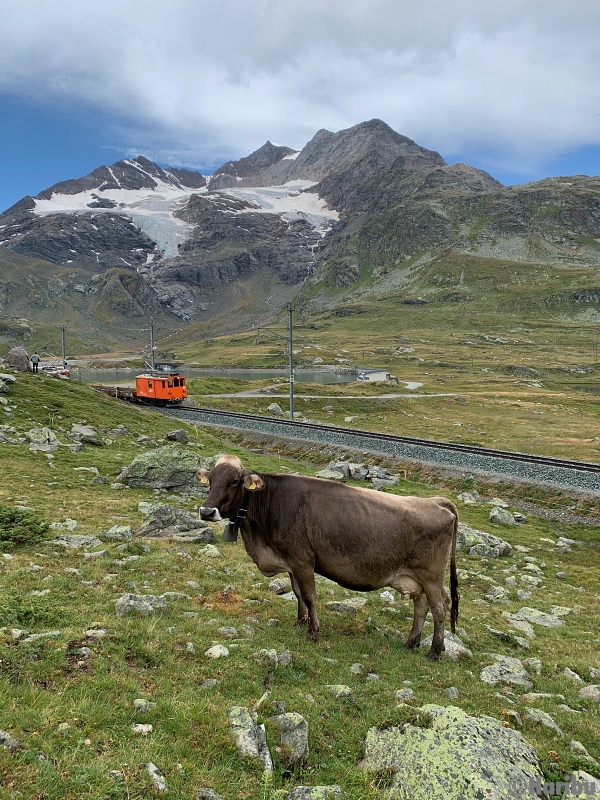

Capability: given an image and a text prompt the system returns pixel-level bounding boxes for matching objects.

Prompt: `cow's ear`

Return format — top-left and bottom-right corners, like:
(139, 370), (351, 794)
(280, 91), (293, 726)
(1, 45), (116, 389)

(244, 473), (265, 491)
(196, 468), (210, 485)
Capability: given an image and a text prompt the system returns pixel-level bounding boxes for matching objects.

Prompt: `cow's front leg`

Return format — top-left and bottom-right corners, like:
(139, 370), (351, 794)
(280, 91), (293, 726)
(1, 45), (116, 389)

(290, 568), (319, 641)
(405, 593), (428, 650)
(289, 572), (309, 627)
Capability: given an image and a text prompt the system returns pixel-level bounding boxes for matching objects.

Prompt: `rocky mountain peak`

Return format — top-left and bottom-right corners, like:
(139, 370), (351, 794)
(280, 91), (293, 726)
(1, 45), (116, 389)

(210, 141), (297, 189)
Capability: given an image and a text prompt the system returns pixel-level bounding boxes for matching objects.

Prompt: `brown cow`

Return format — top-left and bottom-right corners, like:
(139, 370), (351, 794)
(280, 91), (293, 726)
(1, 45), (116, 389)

(198, 455), (459, 660)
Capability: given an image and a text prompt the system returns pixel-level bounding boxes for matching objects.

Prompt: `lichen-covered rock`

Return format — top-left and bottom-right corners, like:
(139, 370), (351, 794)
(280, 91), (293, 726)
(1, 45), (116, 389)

(99, 525), (132, 542)
(135, 502), (215, 541)
(288, 788), (344, 800)
(117, 445), (207, 490)
(226, 706), (272, 769)
(484, 585), (509, 603)
(479, 655), (533, 688)
(361, 704), (543, 799)
(50, 534), (103, 549)
(456, 523), (512, 556)
(268, 712), (309, 766)
(315, 469), (346, 481)
(325, 685), (354, 701)
(115, 593), (167, 617)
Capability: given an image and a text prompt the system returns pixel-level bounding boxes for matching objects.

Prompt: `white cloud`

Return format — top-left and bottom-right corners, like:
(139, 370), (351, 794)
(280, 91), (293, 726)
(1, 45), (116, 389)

(0, 0), (599, 173)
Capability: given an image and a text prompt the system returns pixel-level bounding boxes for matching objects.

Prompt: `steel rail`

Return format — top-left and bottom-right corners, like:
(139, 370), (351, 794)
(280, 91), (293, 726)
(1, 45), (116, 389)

(158, 405), (600, 493)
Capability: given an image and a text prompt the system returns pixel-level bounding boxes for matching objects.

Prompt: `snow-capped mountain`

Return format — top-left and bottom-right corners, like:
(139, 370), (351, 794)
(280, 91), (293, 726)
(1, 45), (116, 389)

(1, 118), (599, 346)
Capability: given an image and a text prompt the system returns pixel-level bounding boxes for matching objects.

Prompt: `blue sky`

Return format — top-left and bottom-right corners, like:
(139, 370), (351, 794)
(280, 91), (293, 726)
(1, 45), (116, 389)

(1, 0), (599, 212)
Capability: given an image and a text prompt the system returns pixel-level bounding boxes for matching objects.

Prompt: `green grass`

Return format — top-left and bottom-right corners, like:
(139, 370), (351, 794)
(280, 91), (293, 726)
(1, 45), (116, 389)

(0, 371), (598, 799)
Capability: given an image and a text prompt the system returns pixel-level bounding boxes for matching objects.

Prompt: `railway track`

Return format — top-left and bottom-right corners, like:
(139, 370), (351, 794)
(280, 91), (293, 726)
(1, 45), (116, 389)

(158, 405), (600, 493)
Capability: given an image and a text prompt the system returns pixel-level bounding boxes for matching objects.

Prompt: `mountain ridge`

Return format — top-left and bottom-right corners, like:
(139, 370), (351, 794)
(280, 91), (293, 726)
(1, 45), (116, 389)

(1, 118), (599, 349)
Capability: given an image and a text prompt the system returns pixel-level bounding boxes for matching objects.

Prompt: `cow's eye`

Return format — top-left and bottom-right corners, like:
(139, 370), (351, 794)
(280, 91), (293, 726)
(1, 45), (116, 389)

(230, 479), (239, 487)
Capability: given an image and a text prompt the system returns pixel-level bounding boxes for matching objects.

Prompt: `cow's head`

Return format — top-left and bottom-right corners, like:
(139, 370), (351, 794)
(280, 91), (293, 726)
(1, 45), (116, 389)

(197, 455), (265, 521)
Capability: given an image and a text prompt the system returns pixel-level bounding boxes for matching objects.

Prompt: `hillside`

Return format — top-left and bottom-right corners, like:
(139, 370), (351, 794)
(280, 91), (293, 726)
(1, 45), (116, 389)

(0, 372), (598, 799)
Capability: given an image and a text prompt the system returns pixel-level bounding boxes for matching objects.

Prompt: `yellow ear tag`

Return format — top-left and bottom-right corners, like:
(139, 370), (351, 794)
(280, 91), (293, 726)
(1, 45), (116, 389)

(200, 476), (208, 484)
(249, 481), (257, 490)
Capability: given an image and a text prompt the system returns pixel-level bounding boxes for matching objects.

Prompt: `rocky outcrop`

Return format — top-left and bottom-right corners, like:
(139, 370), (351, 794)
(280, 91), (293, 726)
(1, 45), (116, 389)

(135, 502), (215, 542)
(5, 347), (30, 371)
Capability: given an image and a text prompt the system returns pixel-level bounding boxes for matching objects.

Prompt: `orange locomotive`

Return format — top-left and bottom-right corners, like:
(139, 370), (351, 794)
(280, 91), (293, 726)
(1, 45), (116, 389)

(134, 373), (187, 404)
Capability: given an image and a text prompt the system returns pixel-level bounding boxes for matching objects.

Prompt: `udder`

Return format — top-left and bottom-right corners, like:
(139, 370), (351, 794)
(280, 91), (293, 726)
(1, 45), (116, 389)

(388, 571), (423, 599)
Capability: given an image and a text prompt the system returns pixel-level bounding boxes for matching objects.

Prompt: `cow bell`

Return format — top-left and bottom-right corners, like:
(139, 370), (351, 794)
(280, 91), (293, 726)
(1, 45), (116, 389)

(222, 522), (238, 543)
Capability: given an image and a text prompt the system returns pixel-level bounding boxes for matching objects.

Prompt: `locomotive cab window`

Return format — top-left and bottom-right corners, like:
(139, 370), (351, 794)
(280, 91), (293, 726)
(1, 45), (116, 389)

(147, 381), (153, 388)
(168, 380), (173, 388)
(162, 381), (166, 388)
(174, 378), (179, 387)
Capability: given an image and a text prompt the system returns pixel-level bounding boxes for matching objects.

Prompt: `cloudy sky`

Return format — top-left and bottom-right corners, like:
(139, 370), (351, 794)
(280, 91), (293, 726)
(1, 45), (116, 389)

(1, 0), (599, 209)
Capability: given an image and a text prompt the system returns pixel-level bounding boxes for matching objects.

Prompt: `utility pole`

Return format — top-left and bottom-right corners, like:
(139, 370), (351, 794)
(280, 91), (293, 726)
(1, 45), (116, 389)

(61, 326), (67, 369)
(288, 304), (294, 421)
(150, 319), (156, 372)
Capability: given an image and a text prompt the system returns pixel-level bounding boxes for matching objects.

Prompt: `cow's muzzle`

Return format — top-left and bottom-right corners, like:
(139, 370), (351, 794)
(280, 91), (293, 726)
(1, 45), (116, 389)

(200, 506), (222, 522)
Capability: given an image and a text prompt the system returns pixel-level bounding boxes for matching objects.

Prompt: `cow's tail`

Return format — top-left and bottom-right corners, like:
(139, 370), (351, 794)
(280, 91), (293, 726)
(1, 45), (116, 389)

(449, 507), (460, 633)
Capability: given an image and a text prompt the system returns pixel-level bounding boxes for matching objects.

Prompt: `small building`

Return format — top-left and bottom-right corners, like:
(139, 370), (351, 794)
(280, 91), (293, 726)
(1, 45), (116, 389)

(356, 367), (391, 382)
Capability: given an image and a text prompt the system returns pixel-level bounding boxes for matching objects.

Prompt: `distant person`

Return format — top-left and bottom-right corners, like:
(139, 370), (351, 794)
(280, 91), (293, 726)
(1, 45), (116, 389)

(30, 352), (40, 373)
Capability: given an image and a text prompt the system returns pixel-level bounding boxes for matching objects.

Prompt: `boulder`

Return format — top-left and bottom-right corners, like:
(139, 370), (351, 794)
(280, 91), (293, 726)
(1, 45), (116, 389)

(457, 523), (512, 556)
(479, 655), (533, 688)
(5, 347), (30, 372)
(579, 686), (600, 704)
(135, 502), (215, 541)
(361, 704), (543, 800)
(25, 427), (59, 449)
(525, 708), (564, 736)
(165, 429), (189, 444)
(69, 424), (103, 446)
(510, 607), (565, 628)
(267, 403), (284, 416)
(489, 507), (517, 525)
(117, 445), (207, 490)
(0, 373), (17, 384)
(457, 491), (481, 504)
(268, 712), (309, 766)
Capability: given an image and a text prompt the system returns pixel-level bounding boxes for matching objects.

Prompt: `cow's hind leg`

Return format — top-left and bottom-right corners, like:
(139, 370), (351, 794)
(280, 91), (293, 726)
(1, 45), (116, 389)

(289, 568), (319, 641)
(289, 572), (309, 627)
(423, 583), (448, 661)
(405, 593), (428, 650)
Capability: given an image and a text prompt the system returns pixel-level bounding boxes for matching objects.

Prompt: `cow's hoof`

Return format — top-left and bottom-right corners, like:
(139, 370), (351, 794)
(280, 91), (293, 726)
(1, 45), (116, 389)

(294, 618), (308, 628)
(306, 629), (319, 642)
(405, 637), (421, 650)
(426, 649), (442, 661)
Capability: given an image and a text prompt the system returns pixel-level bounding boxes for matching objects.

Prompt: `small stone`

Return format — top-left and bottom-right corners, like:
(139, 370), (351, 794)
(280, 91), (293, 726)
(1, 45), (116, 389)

(218, 627), (238, 639)
(563, 668), (583, 682)
(197, 791), (224, 800)
(147, 762), (167, 794)
(516, 590), (532, 601)
(132, 723), (153, 735)
(269, 577), (291, 595)
(203, 679), (218, 689)
(84, 629), (107, 638)
(267, 619), (280, 626)
(446, 687), (459, 699)
(366, 673), (380, 681)
(525, 708), (563, 736)
(484, 586), (509, 603)
(489, 507), (516, 525)
(570, 740), (599, 766)
(380, 590), (395, 604)
(480, 655), (533, 687)
(523, 658), (542, 675)
(578, 685), (600, 704)
(134, 699), (157, 713)
(326, 598), (367, 615)
(420, 631), (472, 660)
(268, 712), (309, 766)
(287, 788), (344, 800)
(556, 572), (568, 580)
(205, 645), (229, 659)
(395, 688), (415, 702)
(78, 646), (92, 657)
(349, 663), (364, 675)
(326, 685), (354, 701)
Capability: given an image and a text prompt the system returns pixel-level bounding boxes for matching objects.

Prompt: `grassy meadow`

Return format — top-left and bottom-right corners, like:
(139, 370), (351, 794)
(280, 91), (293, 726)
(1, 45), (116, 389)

(0, 373), (598, 799)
